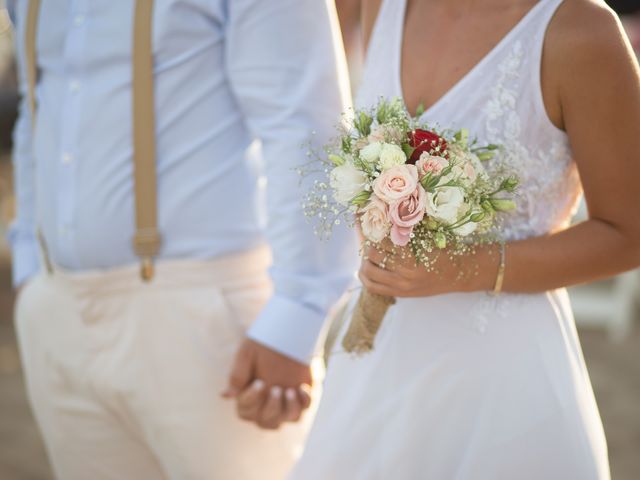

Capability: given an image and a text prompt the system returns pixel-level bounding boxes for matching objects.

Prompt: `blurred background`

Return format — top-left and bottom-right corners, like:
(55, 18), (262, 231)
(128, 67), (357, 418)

(0, 1), (639, 478)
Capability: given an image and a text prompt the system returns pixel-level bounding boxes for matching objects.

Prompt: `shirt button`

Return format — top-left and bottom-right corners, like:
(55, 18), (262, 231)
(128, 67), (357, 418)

(69, 81), (81, 93)
(73, 14), (85, 26)
(62, 152), (74, 165)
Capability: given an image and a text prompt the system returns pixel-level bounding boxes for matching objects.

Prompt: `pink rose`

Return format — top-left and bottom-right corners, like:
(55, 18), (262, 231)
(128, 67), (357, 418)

(360, 195), (391, 243)
(388, 186), (427, 246)
(373, 164), (419, 203)
(416, 153), (449, 179)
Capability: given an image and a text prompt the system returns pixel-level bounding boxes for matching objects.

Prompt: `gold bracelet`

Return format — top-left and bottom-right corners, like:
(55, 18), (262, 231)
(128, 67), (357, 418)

(491, 242), (506, 296)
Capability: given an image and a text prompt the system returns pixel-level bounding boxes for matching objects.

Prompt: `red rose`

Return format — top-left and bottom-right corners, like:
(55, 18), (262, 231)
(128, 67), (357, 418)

(408, 129), (447, 164)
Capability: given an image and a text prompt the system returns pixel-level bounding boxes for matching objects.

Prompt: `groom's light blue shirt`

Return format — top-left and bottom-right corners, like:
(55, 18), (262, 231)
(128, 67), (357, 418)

(7, 0), (357, 363)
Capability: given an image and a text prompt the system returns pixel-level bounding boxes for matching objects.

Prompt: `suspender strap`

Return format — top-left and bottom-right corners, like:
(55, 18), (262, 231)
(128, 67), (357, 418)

(132, 0), (161, 281)
(25, 0), (53, 274)
(25, 0), (41, 123)
(23, 0), (161, 281)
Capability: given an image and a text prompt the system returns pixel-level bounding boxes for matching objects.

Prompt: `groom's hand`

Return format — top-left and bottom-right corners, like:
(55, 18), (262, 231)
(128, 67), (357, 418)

(223, 338), (312, 429)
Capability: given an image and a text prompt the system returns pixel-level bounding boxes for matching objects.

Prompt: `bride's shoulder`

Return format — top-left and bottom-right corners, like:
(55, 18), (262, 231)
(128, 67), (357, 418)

(542, 0), (635, 129)
(547, 0), (627, 56)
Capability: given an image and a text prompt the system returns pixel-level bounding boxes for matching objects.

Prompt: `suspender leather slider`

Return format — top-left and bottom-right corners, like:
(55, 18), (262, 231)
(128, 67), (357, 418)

(140, 257), (155, 282)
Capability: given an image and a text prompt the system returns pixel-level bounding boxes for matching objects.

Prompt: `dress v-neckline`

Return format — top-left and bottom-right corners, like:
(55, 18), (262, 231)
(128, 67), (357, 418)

(395, 0), (549, 119)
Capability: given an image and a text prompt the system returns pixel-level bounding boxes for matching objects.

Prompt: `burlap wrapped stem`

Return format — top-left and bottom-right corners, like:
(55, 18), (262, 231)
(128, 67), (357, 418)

(342, 288), (396, 354)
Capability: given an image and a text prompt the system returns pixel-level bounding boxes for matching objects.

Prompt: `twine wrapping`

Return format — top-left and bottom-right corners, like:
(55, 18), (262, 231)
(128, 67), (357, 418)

(342, 288), (396, 354)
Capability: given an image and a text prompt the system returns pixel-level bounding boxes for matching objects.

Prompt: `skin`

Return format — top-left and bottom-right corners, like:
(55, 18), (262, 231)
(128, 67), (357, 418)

(222, 338), (312, 430)
(230, 0), (640, 428)
(362, 0), (640, 297)
(222, 0), (366, 431)
(336, 0), (362, 52)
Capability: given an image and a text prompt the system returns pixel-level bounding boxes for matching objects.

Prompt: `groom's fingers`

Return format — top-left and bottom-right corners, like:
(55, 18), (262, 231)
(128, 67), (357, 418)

(259, 386), (285, 430)
(237, 380), (266, 421)
(222, 339), (255, 398)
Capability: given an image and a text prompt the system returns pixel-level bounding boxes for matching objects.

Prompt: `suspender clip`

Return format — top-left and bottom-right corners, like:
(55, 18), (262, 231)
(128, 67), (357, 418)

(140, 257), (155, 282)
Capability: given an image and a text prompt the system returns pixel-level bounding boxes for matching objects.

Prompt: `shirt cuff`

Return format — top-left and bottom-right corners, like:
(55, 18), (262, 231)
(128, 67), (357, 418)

(247, 294), (327, 365)
(9, 234), (41, 288)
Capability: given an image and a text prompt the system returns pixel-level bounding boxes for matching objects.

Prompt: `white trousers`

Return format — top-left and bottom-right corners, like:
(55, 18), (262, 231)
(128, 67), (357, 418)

(14, 247), (312, 480)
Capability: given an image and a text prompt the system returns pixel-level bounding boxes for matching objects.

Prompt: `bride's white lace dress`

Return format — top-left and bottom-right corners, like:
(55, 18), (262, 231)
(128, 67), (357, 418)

(290, 0), (610, 478)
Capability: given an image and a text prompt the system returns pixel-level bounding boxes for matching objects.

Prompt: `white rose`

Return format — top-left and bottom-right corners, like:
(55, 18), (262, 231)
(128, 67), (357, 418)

(447, 164), (471, 187)
(425, 186), (465, 225)
(453, 221), (478, 236)
(378, 143), (407, 171)
(468, 153), (488, 180)
(360, 195), (391, 243)
(359, 141), (383, 164)
(330, 163), (368, 206)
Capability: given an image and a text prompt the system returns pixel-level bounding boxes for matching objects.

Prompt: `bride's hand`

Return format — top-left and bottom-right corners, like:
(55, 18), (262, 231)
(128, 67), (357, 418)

(359, 242), (491, 298)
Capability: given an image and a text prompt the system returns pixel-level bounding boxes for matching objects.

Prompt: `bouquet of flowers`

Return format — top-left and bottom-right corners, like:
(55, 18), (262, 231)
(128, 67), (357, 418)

(302, 98), (519, 354)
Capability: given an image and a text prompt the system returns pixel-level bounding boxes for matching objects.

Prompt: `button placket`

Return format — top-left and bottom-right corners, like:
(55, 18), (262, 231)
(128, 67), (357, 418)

(56, 0), (89, 265)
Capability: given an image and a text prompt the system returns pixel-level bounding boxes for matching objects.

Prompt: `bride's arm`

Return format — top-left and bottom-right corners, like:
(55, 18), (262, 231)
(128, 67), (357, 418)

(360, 2), (640, 297)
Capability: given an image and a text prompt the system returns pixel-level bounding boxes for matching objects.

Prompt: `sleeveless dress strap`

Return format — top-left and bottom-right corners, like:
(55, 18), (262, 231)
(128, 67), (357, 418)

(524, 0), (567, 130)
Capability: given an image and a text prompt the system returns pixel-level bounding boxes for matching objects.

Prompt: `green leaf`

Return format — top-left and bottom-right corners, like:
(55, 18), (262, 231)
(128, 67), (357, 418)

(420, 173), (432, 190)
(341, 137), (352, 154)
(454, 128), (469, 147)
(434, 231), (447, 249)
(328, 154), (345, 166)
(470, 212), (486, 222)
(376, 103), (388, 124)
(356, 111), (373, 136)
(499, 176), (519, 192)
(427, 176), (441, 190)
(490, 198), (517, 212)
(350, 190), (372, 207)
(425, 218), (440, 230)
(415, 102), (425, 118)
(402, 143), (416, 160)
(481, 199), (495, 212)
(477, 151), (495, 162)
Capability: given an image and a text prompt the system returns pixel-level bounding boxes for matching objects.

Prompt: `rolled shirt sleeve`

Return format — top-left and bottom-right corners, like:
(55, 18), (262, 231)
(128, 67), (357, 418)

(225, 0), (358, 363)
(6, 1), (42, 287)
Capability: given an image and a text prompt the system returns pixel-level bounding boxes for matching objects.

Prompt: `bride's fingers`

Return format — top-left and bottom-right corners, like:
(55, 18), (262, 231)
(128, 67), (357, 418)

(364, 245), (389, 267)
(236, 379), (266, 421)
(360, 259), (403, 286)
(283, 388), (303, 422)
(359, 268), (397, 297)
(258, 386), (285, 430)
(298, 384), (312, 410)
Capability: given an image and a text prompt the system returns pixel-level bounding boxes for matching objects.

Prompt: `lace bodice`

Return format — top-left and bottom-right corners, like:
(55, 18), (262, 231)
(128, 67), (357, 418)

(357, 0), (582, 241)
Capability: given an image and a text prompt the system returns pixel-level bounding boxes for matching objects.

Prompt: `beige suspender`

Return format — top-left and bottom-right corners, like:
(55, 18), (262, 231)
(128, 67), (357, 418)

(24, 0), (54, 275)
(24, 0), (40, 126)
(132, 0), (161, 281)
(24, 0), (161, 281)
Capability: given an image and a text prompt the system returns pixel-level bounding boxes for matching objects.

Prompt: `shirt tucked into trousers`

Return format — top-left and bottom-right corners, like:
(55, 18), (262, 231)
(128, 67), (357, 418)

(7, 0), (357, 478)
